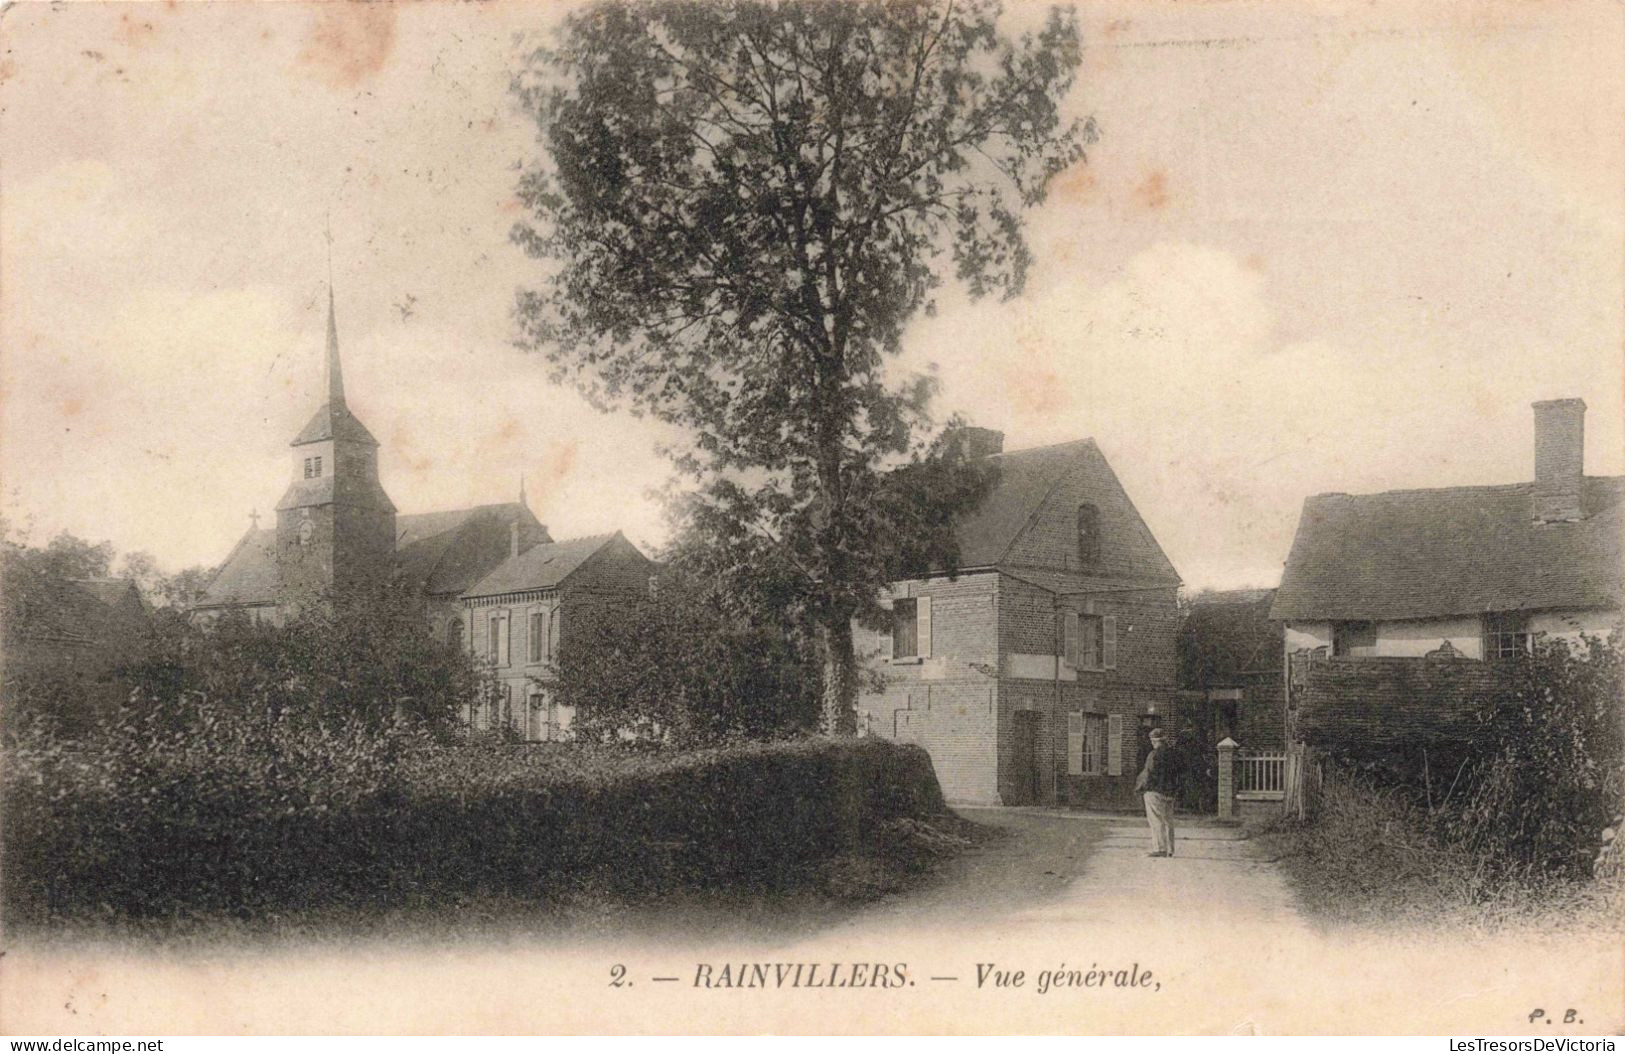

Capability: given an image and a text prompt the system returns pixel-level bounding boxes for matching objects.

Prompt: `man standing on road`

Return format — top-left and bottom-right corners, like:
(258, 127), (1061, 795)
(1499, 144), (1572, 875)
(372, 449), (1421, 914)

(1136, 728), (1177, 858)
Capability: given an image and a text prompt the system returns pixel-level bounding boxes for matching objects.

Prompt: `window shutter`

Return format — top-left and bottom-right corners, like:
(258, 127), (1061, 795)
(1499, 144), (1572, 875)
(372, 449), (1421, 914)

(1107, 713), (1124, 775)
(549, 607), (561, 658)
(877, 598), (893, 660)
(499, 613), (511, 666)
(486, 614), (497, 659)
(1102, 616), (1118, 670)
(917, 596), (932, 658)
(1067, 712), (1084, 776)
(1061, 610), (1079, 668)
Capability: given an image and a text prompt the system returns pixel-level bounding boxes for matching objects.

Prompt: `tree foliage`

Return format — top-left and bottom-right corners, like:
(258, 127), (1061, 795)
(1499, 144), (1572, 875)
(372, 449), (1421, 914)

(554, 566), (820, 746)
(1453, 630), (1624, 878)
(124, 585), (492, 733)
(512, 0), (1090, 731)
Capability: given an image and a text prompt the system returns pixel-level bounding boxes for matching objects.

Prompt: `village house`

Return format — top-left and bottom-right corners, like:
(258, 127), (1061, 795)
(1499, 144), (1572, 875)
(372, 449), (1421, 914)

(193, 285), (652, 740)
(856, 429), (1183, 807)
(1271, 398), (1623, 762)
(459, 531), (655, 740)
(1174, 588), (1287, 813)
(2, 572), (151, 684)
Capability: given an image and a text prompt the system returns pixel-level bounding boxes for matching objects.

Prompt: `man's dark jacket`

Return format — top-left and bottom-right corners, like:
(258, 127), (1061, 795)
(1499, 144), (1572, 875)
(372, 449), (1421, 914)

(1138, 745), (1178, 796)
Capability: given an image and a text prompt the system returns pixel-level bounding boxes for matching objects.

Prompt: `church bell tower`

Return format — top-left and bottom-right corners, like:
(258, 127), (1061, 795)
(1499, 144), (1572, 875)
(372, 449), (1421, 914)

(274, 285), (397, 611)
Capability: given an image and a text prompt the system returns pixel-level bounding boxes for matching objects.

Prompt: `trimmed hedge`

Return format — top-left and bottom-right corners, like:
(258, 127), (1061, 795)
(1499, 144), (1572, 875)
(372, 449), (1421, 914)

(2, 715), (947, 921)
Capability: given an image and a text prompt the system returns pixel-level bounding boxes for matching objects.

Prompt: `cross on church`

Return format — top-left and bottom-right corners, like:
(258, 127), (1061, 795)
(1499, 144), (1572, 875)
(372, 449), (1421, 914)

(249, 510), (260, 528)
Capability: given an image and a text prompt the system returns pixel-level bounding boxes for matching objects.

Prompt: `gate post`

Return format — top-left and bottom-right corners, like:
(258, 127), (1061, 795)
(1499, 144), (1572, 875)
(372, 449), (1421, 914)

(1217, 737), (1239, 822)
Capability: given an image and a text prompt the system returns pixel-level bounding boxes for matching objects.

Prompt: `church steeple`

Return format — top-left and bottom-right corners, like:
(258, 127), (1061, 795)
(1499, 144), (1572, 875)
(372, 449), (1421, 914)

(290, 285), (378, 448)
(273, 271), (397, 610)
(326, 284), (346, 408)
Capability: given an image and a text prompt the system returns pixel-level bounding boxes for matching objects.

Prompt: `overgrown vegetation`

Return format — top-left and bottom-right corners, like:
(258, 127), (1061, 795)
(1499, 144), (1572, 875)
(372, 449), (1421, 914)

(2, 714), (958, 927)
(1265, 631), (1624, 931)
(555, 567), (822, 746)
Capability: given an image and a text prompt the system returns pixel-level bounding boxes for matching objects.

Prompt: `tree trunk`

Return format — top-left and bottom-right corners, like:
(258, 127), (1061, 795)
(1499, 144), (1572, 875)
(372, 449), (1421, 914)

(819, 614), (858, 736)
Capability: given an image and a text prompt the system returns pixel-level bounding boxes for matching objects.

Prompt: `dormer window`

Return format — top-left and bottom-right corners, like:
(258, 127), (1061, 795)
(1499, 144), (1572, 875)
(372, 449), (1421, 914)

(1077, 503), (1101, 569)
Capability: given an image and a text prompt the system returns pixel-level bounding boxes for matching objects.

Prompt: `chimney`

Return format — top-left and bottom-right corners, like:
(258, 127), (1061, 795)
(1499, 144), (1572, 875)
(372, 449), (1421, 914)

(1532, 398), (1585, 523)
(510, 519), (521, 558)
(948, 426), (1004, 461)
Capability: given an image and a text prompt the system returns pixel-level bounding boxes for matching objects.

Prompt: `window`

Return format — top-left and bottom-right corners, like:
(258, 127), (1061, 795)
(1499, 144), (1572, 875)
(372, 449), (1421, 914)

(303, 457), (313, 479)
(313, 456), (322, 478)
(1068, 713), (1107, 775)
(1332, 621), (1376, 657)
(302, 456), (323, 479)
(1484, 612), (1530, 660)
(447, 617), (462, 648)
(1063, 611), (1117, 670)
(1077, 503), (1101, 569)
(529, 611), (546, 663)
(890, 596), (932, 660)
(893, 599), (917, 658)
(488, 612), (511, 666)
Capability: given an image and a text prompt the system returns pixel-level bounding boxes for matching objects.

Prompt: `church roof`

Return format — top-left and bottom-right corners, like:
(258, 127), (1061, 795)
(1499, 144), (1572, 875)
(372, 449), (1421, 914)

(196, 503), (553, 609)
(291, 403), (380, 447)
(275, 473), (396, 513)
(196, 528), (279, 608)
(462, 532), (623, 599)
(396, 503), (550, 597)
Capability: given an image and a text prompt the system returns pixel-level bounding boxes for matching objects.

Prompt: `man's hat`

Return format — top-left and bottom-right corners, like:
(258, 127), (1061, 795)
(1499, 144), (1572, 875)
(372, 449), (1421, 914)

(1148, 728), (1167, 741)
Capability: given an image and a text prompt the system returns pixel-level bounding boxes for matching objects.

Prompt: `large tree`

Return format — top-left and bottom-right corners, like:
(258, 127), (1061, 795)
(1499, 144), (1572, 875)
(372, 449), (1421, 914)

(513, 0), (1090, 732)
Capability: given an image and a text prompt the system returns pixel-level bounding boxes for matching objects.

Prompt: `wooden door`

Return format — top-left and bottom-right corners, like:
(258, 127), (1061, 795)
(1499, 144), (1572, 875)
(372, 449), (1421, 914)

(1010, 710), (1043, 805)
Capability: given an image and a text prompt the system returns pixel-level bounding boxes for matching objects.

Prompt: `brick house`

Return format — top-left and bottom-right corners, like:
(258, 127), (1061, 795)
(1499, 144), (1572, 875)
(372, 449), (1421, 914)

(459, 531), (654, 741)
(856, 430), (1182, 806)
(1271, 398), (1622, 760)
(1174, 588), (1287, 812)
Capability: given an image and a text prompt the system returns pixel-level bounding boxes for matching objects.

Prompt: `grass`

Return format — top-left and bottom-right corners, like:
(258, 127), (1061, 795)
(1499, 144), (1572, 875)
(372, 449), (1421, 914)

(1254, 773), (1623, 935)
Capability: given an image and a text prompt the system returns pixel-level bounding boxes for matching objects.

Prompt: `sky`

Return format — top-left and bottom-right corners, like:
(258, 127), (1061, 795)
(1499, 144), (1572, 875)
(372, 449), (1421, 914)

(2, 0), (1621, 591)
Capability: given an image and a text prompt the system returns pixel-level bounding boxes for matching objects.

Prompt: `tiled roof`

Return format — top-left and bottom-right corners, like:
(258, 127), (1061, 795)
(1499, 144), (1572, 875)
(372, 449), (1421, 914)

(291, 403), (379, 446)
(395, 503), (549, 597)
(952, 440), (1091, 568)
(945, 438), (1180, 583)
(196, 528), (279, 608)
(1190, 587), (1277, 607)
(1271, 477), (1625, 622)
(70, 577), (146, 610)
(462, 533), (621, 599)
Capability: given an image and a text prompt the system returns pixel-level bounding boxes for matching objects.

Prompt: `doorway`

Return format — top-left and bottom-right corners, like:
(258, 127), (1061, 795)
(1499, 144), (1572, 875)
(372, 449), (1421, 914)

(1010, 710), (1044, 805)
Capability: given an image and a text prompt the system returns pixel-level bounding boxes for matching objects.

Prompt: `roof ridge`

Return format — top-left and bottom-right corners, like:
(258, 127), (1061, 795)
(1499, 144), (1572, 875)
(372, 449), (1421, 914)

(1312, 475), (1625, 502)
(988, 436), (1095, 461)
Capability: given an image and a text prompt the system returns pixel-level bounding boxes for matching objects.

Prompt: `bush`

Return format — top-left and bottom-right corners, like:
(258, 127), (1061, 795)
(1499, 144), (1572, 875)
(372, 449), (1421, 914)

(1, 708), (947, 924)
(1450, 631), (1624, 878)
(555, 571), (820, 746)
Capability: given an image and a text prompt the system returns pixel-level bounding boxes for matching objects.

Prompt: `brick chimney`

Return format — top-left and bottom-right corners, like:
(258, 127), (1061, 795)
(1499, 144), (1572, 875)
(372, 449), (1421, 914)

(1532, 398), (1585, 523)
(948, 426), (1004, 461)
